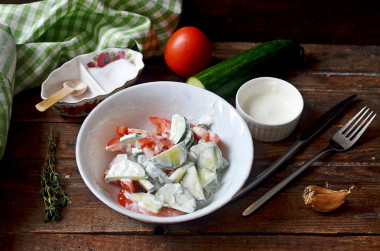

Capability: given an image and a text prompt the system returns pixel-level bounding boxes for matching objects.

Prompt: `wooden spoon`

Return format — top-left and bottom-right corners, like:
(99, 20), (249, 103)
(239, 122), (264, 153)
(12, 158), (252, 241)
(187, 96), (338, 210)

(36, 80), (88, 112)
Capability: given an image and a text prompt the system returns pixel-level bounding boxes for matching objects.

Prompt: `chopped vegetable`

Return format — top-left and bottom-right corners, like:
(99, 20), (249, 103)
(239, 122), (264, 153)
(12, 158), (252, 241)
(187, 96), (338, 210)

(186, 39), (303, 98)
(104, 114), (229, 217)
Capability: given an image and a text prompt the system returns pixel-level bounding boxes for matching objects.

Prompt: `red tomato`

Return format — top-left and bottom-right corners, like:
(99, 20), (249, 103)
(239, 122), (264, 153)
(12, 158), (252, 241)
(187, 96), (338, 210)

(116, 126), (129, 135)
(149, 117), (171, 137)
(117, 189), (140, 213)
(164, 26), (212, 77)
(139, 206), (186, 217)
(192, 126), (220, 145)
(136, 135), (174, 158)
(120, 179), (136, 193)
(106, 136), (131, 153)
(120, 179), (147, 193)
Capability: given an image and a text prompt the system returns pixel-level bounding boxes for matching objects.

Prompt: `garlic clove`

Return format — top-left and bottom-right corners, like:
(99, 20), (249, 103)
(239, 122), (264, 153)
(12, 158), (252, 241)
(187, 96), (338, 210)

(303, 185), (353, 213)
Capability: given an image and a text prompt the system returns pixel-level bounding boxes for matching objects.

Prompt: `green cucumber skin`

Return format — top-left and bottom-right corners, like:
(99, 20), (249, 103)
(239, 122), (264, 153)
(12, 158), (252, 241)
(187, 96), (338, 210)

(186, 40), (303, 98)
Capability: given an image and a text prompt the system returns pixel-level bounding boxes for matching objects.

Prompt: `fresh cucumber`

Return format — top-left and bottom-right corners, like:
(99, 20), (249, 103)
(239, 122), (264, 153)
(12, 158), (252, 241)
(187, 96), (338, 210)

(104, 154), (146, 182)
(197, 167), (217, 188)
(155, 183), (196, 213)
(151, 142), (188, 169)
(186, 40), (303, 97)
(120, 133), (147, 144)
(168, 166), (187, 183)
(181, 164), (206, 202)
(130, 193), (162, 213)
(138, 179), (156, 193)
(169, 114), (188, 144)
(144, 161), (169, 186)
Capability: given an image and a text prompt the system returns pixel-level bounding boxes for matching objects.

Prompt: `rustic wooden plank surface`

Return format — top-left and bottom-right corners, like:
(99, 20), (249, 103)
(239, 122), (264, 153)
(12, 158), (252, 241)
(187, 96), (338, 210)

(1, 234), (380, 251)
(179, 0), (380, 45)
(0, 43), (379, 250)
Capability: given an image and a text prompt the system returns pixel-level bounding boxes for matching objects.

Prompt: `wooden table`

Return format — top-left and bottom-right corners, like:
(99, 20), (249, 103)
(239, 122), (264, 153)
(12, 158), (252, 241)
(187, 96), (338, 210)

(0, 42), (379, 250)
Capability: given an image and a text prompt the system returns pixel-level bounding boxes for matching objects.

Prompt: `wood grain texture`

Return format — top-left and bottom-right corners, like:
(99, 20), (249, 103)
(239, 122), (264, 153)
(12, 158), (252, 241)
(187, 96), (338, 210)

(0, 43), (379, 250)
(179, 0), (380, 45)
(1, 234), (380, 251)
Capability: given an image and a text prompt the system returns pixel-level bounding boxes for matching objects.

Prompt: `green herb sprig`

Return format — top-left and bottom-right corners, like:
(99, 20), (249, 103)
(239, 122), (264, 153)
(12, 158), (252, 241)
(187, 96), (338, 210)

(40, 129), (70, 222)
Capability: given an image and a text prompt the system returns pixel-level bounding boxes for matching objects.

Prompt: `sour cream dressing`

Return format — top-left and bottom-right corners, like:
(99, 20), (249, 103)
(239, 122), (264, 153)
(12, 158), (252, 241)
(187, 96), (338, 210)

(243, 92), (298, 124)
(241, 80), (301, 125)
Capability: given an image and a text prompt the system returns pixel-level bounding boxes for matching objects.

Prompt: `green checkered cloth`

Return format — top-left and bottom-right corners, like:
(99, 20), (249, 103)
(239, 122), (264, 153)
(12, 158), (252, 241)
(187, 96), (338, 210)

(0, 0), (182, 159)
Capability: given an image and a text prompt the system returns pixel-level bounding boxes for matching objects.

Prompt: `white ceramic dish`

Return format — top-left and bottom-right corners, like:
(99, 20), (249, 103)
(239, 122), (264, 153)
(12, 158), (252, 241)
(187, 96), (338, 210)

(41, 48), (144, 117)
(76, 81), (254, 224)
(236, 77), (303, 142)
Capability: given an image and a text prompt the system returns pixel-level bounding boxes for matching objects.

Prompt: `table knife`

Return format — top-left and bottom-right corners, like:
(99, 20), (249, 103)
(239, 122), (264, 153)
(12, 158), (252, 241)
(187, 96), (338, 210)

(232, 94), (357, 202)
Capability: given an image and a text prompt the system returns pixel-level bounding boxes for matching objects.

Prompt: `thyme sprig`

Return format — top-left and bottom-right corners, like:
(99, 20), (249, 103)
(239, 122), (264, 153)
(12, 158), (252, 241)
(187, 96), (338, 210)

(40, 129), (70, 222)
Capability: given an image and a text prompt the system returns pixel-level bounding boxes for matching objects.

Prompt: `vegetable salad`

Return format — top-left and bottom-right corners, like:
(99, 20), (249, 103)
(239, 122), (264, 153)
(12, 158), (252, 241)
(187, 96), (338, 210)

(104, 114), (228, 217)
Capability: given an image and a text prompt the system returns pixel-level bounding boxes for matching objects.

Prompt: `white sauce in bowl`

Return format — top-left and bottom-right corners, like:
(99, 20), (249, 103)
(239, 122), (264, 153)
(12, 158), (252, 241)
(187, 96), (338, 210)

(238, 77), (303, 125)
(242, 89), (299, 124)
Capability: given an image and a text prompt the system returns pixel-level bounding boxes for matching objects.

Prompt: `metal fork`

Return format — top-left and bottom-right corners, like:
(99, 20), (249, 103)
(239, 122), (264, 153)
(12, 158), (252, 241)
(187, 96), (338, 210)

(243, 107), (376, 216)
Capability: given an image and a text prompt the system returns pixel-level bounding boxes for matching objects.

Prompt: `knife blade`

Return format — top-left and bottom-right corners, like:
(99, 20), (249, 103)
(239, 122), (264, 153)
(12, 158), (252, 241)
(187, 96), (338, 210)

(232, 94), (357, 202)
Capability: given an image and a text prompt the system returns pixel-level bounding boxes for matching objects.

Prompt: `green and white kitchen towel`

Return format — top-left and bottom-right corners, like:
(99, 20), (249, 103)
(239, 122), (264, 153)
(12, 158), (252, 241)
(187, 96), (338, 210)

(0, 0), (182, 159)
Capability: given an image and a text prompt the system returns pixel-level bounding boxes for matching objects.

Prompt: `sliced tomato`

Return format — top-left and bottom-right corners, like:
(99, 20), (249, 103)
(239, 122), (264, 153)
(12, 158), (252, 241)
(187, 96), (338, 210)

(120, 179), (147, 193)
(149, 117), (171, 137)
(106, 136), (131, 153)
(135, 135), (174, 157)
(116, 125), (156, 136)
(107, 136), (122, 146)
(120, 179), (136, 193)
(116, 126), (129, 135)
(192, 126), (220, 145)
(117, 189), (140, 213)
(139, 206), (186, 217)
(117, 188), (186, 217)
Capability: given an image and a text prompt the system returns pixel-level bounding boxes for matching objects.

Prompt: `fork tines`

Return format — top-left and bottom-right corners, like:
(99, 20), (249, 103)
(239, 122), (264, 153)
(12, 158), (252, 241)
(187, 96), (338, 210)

(340, 106), (377, 141)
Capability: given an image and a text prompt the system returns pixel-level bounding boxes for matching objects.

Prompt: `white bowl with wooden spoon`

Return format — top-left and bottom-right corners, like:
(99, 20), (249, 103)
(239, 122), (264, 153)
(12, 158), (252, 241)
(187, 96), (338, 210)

(38, 48), (144, 117)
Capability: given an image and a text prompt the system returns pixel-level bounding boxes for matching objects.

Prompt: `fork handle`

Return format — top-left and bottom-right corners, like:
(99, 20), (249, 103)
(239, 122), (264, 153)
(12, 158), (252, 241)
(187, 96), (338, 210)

(242, 146), (335, 216)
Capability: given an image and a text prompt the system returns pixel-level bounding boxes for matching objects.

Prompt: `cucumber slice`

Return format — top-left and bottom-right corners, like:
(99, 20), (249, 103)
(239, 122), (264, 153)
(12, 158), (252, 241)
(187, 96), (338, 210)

(151, 142), (188, 169)
(197, 167), (217, 188)
(196, 143), (223, 172)
(144, 161), (169, 186)
(138, 179), (156, 193)
(186, 151), (197, 163)
(183, 128), (194, 148)
(190, 142), (214, 157)
(203, 177), (219, 199)
(169, 114), (189, 144)
(130, 193), (162, 213)
(168, 166), (187, 183)
(181, 164), (206, 202)
(155, 183), (196, 214)
(120, 133), (147, 144)
(104, 154), (146, 182)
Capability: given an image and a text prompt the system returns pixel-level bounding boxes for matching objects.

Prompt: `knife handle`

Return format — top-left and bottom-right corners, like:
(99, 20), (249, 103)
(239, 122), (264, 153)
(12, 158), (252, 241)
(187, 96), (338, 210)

(242, 146), (334, 216)
(232, 139), (305, 201)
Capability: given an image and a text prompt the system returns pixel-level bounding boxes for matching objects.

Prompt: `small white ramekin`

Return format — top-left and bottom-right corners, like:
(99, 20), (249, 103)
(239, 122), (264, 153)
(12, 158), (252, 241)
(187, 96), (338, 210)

(236, 77), (303, 142)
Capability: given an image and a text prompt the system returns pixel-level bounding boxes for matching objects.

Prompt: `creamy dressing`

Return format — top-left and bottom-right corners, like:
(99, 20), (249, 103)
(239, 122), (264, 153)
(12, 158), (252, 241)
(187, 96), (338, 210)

(243, 91), (298, 124)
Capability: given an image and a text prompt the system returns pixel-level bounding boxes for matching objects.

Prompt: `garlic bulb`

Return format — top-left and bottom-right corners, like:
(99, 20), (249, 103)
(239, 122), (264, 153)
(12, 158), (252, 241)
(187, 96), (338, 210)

(303, 185), (353, 213)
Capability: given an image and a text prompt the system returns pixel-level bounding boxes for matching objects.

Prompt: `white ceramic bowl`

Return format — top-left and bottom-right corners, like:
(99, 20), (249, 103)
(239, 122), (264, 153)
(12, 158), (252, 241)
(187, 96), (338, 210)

(76, 81), (253, 224)
(236, 77), (303, 142)
(41, 48), (144, 117)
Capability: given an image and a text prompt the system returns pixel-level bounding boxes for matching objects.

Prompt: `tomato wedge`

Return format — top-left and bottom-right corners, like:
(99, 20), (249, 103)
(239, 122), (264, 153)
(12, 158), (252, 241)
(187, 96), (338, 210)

(139, 206), (186, 217)
(120, 179), (136, 193)
(192, 126), (220, 145)
(149, 117), (171, 137)
(135, 135), (174, 158)
(117, 189), (140, 213)
(105, 136), (131, 153)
